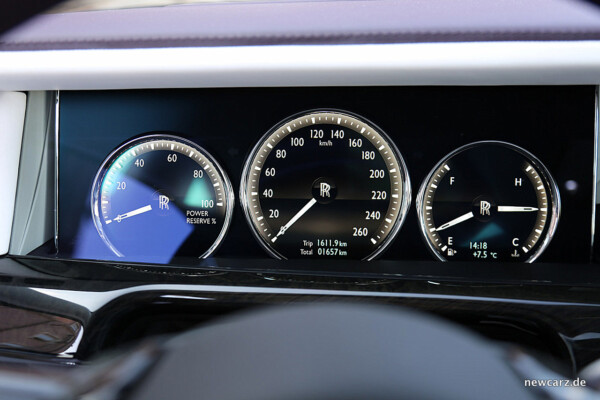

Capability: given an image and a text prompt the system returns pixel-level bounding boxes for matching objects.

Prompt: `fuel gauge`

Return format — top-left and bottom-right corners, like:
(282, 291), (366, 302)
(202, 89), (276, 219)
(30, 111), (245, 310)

(416, 141), (560, 262)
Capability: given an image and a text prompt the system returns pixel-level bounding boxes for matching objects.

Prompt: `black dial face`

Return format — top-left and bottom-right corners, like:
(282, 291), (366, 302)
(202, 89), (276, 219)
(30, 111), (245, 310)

(91, 134), (234, 263)
(417, 141), (560, 262)
(241, 110), (411, 260)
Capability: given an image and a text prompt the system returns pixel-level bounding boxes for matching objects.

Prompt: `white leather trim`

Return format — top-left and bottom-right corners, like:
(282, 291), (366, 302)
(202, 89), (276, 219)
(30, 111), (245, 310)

(0, 41), (600, 90)
(0, 92), (27, 255)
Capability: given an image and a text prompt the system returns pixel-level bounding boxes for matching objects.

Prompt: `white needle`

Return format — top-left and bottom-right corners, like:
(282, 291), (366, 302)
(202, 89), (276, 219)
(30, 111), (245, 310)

(497, 206), (539, 212)
(272, 198), (317, 242)
(435, 211), (474, 232)
(115, 205), (152, 222)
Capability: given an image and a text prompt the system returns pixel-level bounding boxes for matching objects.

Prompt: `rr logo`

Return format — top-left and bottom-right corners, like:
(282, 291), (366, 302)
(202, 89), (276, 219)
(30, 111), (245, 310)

(479, 200), (491, 216)
(320, 182), (331, 198)
(159, 195), (170, 210)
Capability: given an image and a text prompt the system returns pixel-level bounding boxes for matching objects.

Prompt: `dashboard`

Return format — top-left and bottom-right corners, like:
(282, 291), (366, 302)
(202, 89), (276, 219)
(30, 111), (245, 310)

(37, 86), (594, 272)
(3, 75), (600, 368)
(3, 1), (600, 397)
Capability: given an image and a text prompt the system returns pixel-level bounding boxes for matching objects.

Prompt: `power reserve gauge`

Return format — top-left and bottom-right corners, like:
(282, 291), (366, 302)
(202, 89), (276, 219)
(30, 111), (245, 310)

(416, 141), (560, 262)
(91, 134), (234, 262)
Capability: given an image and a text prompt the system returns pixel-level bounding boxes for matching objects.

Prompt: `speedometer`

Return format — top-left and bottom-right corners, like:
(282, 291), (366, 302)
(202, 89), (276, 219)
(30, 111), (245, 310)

(240, 110), (411, 260)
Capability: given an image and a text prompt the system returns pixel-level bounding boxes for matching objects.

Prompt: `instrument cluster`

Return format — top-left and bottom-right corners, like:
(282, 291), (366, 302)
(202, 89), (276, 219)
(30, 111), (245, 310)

(55, 86), (595, 269)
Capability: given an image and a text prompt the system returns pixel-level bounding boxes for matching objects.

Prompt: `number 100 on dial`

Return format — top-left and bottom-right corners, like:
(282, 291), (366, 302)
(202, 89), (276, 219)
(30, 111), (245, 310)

(91, 134), (234, 263)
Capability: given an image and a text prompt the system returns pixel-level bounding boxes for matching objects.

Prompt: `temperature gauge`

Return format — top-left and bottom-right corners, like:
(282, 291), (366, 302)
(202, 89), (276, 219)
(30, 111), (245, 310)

(416, 141), (560, 262)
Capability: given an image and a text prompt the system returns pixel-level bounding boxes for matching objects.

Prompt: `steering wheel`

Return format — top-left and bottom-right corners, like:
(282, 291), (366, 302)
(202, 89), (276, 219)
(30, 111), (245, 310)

(126, 303), (538, 400)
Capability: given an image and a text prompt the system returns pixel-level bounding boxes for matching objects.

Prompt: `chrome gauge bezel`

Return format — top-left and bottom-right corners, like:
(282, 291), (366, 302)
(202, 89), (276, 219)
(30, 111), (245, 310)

(240, 109), (412, 261)
(416, 140), (561, 263)
(90, 133), (235, 260)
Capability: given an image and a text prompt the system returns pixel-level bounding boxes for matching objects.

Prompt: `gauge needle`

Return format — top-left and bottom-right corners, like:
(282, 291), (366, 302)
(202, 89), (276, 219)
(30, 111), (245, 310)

(114, 205), (152, 223)
(497, 206), (539, 212)
(272, 198), (317, 242)
(435, 211), (474, 232)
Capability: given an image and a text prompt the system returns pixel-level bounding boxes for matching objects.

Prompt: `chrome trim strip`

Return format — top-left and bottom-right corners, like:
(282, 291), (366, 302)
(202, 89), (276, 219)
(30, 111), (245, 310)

(58, 325), (83, 358)
(31, 284), (600, 313)
(2, 42), (600, 90)
(54, 91), (60, 251)
(593, 85), (599, 258)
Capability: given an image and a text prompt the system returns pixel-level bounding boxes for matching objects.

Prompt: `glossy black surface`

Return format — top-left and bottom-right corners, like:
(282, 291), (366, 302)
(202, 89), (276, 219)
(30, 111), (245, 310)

(57, 86), (595, 268)
(4, 255), (600, 374)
